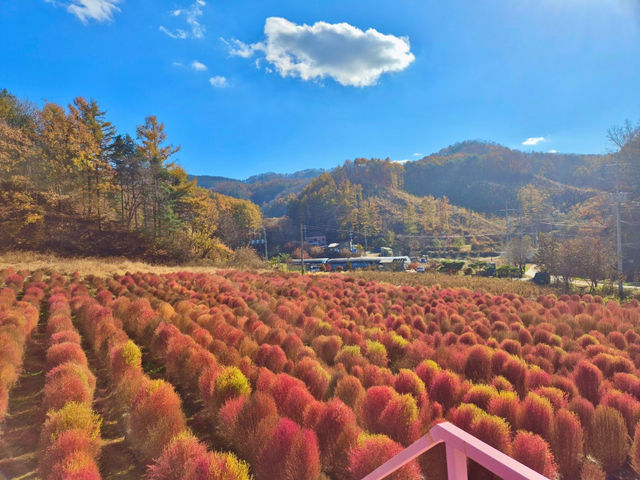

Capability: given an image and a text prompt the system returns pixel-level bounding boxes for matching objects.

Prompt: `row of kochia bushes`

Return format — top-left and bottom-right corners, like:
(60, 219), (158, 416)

(40, 290), (102, 479)
(0, 272), (39, 421)
(96, 269), (640, 479)
(71, 283), (251, 479)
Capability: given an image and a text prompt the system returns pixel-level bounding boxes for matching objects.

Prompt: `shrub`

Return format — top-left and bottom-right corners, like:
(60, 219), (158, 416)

(449, 403), (484, 432)
(109, 339), (141, 381)
(293, 357), (330, 400)
(463, 384), (499, 411)
(214, 367), (252, 410)
(470, 412), (512, 455)
(43, 363), (95, 411)
(518, 393), (554, 440)
(588, 405), (630, 474)
(128, 379), (187, 464)
(145, 431), (208, 480)
(600, 389), (640, 436)
(40, 402), (101, 452)
(360, 386), (397, 433)
(511, 431), (558, 478)
(379, 394), (420, 446)
(315, 398), (359, 478)
(40, 428), (101, 479)
(430, 370), (461, 412)
(255, 344), (288, 372)
(487, 390), (519, 429)
(464, 345), (492, 383)
(415, 359), (441, 389)
(348, 434), (422, 480)
(551, 409), (583, 480)
(45, 342), (87, 371)
(394, 369), (427, 407)
(574, 361), (603, 405)
(632, 422), (640, 476)
(256, 417), (321, 480)
(46, 450), (101, 480)
(580, 459), (605, 480)
(335, 375), (365, 409)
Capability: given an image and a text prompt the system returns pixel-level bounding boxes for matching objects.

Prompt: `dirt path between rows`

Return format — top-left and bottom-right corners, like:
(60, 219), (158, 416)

(0, 319), (47, 480)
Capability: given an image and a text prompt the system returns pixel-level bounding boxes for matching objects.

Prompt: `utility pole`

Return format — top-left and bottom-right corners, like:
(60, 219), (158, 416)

(300, 224), (305, 275)
(615, 153), (624, 299)
(263, 227), (268, 262)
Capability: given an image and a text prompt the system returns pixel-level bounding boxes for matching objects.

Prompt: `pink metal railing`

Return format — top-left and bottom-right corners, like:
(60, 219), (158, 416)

(361, 422), (549, 480)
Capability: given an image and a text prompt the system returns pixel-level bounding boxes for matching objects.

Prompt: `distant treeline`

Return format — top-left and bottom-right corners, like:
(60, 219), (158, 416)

(0, 88), (262, 262)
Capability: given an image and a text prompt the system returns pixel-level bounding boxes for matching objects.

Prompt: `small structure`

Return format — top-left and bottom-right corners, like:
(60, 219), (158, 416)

(306, 235), (327, 246)
(290, 256), (410, 272)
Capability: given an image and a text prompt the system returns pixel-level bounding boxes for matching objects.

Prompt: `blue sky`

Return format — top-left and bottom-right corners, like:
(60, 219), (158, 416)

(1, 0), (639, 178)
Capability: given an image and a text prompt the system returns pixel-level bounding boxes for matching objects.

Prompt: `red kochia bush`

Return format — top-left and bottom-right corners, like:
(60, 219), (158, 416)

(600, 389), (640, 436)
(359, 386), (397, 433)
(632, 422), (640, 476)
(487, 390), (519, 429)
(45, 342), (88, 371)
(589, 405), (630, 474)
(43, 362), (96, 411)
(551, 408), (584, 480)
(574, 360), (603, 405)
(512, 431), (557, 479)
(255, 417), (320, 480)
(315, 398), (359, 478)
(293, 357), (330, 400)
(40, 428), (101, 479)
(348, 435), (422, 480)
(518, 393), (554, 440)
(470, 412), (512, 455)
(335, 375), (366, 409)
(255, 344), (288, 373)
(128, 379), (187, 464)
(430, 370), (461, 411)
(464, 345), (493, 383)
(378, 394), (420, 446)
(394, 369), (427, 407)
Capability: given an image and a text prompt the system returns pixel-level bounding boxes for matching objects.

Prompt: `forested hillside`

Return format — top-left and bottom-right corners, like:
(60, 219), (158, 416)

(404, 141), (604, 214)
(287, 158), (506, 254)
(192, 169), (323, 216)
(0, 89), (262, 262)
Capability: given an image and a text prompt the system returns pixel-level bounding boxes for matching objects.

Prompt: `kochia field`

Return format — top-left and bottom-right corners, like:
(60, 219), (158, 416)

(2, 268), (640, 480)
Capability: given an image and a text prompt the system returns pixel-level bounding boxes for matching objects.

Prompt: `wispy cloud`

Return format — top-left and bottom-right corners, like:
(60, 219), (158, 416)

(522, 136), (546, 146)
(223, 17), (415, 87)
(160, 0), (205, 40)
(548, 149), (558, 153)
(221, 38), (263, 59)
(392, 159), (410, 164)
(413, 152), (423, 157)
(191, 60), (207, 71)
(209, 76), (228, 88)
(45, 0), (121, 24)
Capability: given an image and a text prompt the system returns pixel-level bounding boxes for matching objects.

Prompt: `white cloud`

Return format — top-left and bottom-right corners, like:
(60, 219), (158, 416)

(548, 149), (558, 153)
(392, 159), (410, 164)
(160, 0), (205, 39)
(191, 60), (207, 71)
(209, 76), (228, 88)
(224, 17), (415, 87)
(46, 0), (120, 23)
(172, 61), (184, 67)
(522, 136), (546, 146)
(413, 152), (423, 157)
(160, 26), (187, 39)
(222, 38), (264, 59)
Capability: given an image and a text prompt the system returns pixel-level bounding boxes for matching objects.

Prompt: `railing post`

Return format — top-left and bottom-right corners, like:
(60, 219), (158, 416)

(445, 444), (468, 480)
